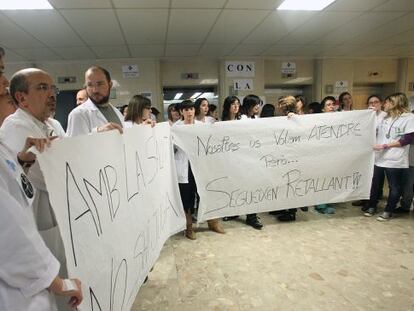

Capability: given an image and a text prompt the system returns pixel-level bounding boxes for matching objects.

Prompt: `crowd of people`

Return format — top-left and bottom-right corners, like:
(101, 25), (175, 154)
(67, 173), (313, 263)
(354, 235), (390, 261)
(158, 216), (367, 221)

(166, 90), (414, 233)
(0, 43), (413, 309)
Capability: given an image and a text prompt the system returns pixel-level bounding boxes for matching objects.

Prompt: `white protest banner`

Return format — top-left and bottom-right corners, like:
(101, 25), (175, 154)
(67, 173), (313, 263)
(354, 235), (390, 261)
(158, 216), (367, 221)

(37, 122), (185, 311)
(172, 111), (376, 222)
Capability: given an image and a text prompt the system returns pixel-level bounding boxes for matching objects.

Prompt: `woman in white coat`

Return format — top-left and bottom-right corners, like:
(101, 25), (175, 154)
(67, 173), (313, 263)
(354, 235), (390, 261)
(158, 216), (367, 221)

(365, 93), (414, 220)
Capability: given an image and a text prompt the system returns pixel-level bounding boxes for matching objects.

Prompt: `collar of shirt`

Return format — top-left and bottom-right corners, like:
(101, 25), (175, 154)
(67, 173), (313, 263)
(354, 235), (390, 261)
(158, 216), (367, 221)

(16, 108), (50, 136)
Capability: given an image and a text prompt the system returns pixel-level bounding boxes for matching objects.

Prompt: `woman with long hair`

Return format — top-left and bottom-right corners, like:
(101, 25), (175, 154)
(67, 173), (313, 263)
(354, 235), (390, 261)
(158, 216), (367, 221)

(167, 103), (181, 125)
(294, 95), (307, 115)
(124, 95), (154, 127)
(240, 94), (261, 119)
(339, 91), (353, 111)
(195, 97), (215, 124)
(221, 95), (241, 121)
(364, 93), (414, 220)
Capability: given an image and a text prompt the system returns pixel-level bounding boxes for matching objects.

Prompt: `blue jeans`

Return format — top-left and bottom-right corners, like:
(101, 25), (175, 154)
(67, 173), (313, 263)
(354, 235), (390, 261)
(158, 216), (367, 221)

(369, 165), (406, 214)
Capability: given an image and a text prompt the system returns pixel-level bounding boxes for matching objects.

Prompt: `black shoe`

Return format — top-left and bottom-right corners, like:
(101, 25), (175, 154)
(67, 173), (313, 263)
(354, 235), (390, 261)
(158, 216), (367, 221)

(277, 212), (296, 222)
(361, 203), (371, 212)
(223, 215), (239, 221)
(246, 216), (263, 230)
(300, 206), (308, 212)
(269, 210), (280, 215)
(393, 208), (410, 214)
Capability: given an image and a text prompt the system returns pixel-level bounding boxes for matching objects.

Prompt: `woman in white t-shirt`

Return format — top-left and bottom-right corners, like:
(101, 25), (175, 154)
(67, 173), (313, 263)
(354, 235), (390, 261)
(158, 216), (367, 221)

(356, 95), (387, 209)
(195, 98), (215, 124)
(124, 95), (155, 128)
(365, 93), (414, 220)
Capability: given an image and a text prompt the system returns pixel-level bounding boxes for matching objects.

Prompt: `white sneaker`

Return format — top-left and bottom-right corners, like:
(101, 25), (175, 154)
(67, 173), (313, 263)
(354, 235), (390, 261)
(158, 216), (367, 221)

(376, 212), (391, 221)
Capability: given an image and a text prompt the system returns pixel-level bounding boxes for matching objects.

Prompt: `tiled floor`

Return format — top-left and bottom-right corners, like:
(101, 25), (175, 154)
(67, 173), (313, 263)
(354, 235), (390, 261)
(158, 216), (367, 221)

(132, 202), (414, 311)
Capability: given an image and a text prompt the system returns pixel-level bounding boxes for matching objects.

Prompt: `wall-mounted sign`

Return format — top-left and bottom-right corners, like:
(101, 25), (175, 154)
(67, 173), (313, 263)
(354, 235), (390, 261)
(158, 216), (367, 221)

(234, 79), (253, 91)
(281, 62), (296, 74)
(181, 73), (199, 80)
(334, 80), (349, 93)
(122, 64), (139, 78)
(225, 61), (255, 77)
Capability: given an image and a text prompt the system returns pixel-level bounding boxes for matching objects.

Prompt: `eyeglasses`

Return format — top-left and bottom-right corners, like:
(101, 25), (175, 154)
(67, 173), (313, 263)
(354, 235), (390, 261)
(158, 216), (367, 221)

(86, 81), (107, 89)
(34, 84), (60, 96)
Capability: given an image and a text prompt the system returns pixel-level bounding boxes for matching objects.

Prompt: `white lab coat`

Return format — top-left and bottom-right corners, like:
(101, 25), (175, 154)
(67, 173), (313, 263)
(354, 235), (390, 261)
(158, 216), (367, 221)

(46, 118), (66, 138)
(173, 119), (202, 183)
(66, 98), (124, 137)
(0, 142), (59, 311)
(0, 109), (67, 274)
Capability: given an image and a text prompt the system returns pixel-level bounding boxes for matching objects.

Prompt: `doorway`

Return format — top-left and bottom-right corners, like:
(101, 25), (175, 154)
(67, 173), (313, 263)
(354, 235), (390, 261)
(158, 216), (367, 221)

(352, 83), (396, 110)
(56, 90), (77, 131)
(162, 86), (218, 121)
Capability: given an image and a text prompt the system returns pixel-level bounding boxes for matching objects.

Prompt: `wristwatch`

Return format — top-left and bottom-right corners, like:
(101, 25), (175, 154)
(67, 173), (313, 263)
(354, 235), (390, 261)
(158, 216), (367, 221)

(17, 153), (35, 168)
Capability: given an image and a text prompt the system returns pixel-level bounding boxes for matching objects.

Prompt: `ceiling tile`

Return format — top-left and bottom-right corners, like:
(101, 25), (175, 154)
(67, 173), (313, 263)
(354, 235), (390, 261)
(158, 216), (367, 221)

(276, 12), (360, 44)
(14, 48), (61, 61)
(172, 0), (226, 8)
(48, 0), (111, 9)
(117, 9), (168, 44)
(0, 13), (44, 49)
(199, 44), (234, 57)
(289, 45), (327, 57)
(243, 11), (317, 44)
(314, 12), (404, 45)
(165, 45), (200, 57)
(205, 10), (269, 44)
(2, 48), (27, 62)
(60, 9), (125, 46)
(347, 12), (414, 44)
(378, 28), (414, 45)
(231, 44), (271, 56)
(3, 10), (85, 47)
(112, 0), (170, 8)
(167, 9), (221, 44)
(325, 0), (389, 11)
(129, 45), (165, 57)
(262, 45), (303, 56)
(91, 46), (130, 58)
(171, 0), (227, 9)
(374, 0), (414, 11)
(52, 46), (96, 60)
(349, 45), (395, 57)
(225, 0), (283, 10)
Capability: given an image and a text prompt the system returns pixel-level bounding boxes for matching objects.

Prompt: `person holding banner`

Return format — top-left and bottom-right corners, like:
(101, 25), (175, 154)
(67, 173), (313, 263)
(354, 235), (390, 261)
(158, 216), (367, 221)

(67, 66), (124, 136)
(314, 96), (337, 214)
(174, 100), (203, 239)
(365, 93), (414, 220)
(124, 94), (156, 127)
(355, 95), (387, 208)
(0, 136), (83, 310)
(229, 94), (263, 229)
(195, 98), (225, 234)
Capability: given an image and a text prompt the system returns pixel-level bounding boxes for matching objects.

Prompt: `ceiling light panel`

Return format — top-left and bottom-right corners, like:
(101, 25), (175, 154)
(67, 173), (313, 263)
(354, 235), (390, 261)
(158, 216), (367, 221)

(278, 0), (336, 11)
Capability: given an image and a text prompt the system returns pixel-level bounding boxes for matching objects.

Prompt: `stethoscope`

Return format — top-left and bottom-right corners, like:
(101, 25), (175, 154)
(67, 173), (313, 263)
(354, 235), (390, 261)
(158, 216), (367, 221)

(385, 116), (400, 139)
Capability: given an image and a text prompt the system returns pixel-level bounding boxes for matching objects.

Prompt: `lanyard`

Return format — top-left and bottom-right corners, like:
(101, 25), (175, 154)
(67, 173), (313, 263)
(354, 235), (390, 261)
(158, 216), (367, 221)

(385, 116), (400, 139)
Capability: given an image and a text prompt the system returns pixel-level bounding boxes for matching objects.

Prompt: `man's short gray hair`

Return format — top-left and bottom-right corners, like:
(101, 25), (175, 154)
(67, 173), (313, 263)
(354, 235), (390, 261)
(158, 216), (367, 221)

(0, 47), (5, 58)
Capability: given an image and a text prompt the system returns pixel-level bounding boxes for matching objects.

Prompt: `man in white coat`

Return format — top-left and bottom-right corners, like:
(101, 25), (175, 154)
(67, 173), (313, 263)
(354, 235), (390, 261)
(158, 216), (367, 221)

(0, 136), (82, 310)
(66, 66), (123, 136)
(0, 68), (70, 310)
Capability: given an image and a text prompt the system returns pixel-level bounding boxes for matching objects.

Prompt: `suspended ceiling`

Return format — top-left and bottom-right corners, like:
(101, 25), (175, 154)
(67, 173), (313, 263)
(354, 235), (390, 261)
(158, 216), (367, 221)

(1, 0), (414, 62)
